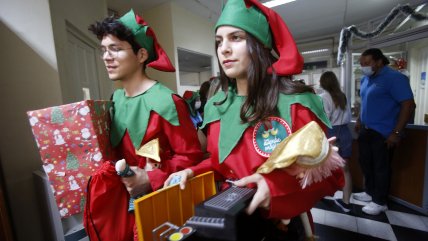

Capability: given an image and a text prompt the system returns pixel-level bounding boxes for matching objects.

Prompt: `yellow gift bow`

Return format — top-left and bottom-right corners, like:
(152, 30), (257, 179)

(135, 138), (161, 162)
(257, 121), (330, 174)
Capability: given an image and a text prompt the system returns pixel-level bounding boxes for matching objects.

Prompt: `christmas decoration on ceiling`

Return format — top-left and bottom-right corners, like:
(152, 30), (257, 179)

(337, 4), (428, 65)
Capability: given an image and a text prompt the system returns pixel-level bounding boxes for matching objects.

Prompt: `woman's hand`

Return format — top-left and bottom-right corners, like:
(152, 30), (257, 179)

(163, 169), (194, 190)
(120, 166), (151, 197)
(233, 173), (271, 215)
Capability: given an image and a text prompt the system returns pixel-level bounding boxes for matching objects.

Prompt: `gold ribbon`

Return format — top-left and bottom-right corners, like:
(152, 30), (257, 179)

(257, 121), (329, 174)
(135, 138), (161, 162)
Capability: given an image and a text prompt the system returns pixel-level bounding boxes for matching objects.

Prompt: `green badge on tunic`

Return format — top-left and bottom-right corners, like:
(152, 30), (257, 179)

(253, 117), (292, 157)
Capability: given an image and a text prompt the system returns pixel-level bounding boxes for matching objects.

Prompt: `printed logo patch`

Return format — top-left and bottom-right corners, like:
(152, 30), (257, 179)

(252, 117), (291, 157)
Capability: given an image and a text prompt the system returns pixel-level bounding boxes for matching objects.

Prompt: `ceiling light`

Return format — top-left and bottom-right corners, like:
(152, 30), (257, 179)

(263, 0), (296, 8)
(301, 49), (329, 55)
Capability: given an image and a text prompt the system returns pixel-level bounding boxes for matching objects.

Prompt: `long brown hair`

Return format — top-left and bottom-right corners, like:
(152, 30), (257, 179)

(215, 33), (313, 124)
(319, 71), (346, 110)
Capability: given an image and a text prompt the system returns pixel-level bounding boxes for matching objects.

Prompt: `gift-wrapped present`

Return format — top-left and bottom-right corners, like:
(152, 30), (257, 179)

(27, 100), (112, 218)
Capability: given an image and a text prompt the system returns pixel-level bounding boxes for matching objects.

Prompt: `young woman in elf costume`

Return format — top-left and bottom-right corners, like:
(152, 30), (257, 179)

(165, 0), (344, 239)
(85, 10), (203, 241)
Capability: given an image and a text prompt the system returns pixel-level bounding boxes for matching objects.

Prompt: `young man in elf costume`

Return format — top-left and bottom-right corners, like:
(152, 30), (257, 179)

(165, 0), (344, 239)
(86, 10), (203, 241)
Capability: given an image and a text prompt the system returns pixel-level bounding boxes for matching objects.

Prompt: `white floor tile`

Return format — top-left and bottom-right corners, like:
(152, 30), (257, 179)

(324, 209), (357, 232)
(421, 215), (428, 230)
(310, 208), (326, 225)
(386, 210), (428, 232)
(357, 217), (397, 241)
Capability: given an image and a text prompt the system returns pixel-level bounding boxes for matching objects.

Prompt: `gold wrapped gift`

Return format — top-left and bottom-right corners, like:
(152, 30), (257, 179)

(257, 121), (329, 173)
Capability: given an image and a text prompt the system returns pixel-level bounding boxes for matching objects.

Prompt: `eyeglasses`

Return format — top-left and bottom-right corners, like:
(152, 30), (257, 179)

(99, 46), (133, 59)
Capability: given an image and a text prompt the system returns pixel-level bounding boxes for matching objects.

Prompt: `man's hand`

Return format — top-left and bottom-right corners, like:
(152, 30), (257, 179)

(386, 133), (401, 149)
(233, 173), (270, 215)
(120, 166), (151, 197)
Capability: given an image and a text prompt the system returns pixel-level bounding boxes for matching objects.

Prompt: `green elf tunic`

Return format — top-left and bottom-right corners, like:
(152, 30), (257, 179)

(110, 82), (203, 190)
(190, 87), (344, 219)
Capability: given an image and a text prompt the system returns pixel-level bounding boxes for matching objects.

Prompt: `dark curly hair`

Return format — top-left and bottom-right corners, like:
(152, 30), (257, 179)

(88, 16), (141, 55)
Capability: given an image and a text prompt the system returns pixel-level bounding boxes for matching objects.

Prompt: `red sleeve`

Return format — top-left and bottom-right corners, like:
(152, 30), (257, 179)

(146, 95), (203, 190)
(190, 158), (213, 176)
(190, 122), (217, 176)
(263, 103), (344, 219)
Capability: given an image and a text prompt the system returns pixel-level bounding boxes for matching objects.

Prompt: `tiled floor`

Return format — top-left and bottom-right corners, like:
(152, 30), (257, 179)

(312, 191), (428, 241)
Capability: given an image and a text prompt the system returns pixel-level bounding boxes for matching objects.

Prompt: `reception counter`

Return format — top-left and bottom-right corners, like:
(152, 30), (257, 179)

(348, 122), (428, 214)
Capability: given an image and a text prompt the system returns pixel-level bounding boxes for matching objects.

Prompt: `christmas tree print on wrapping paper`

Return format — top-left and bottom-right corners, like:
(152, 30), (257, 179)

(66, 151), (80, 170)
(51, 107), (65, 124)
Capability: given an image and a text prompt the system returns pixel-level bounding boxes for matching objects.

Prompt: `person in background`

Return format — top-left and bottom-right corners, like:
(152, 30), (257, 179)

(182, 90), (203, 128)
(354, 48), (415, 215)
(319, 71), (353, 213)
(165, 0), (344, 239)
(86, 10), (202, 241)
(198, 79), (211, 116)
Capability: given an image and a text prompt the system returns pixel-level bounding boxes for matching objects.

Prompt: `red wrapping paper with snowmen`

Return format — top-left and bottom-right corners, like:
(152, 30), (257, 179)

(27, 100), (112, 218)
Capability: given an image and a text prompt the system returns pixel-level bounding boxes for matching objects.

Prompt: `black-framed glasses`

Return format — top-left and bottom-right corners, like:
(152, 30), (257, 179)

(99, 46), (133, 59)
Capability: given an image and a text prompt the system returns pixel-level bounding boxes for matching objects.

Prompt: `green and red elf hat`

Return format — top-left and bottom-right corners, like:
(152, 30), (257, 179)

(215, 0), (303, 76)
(119, 9), (175, 72)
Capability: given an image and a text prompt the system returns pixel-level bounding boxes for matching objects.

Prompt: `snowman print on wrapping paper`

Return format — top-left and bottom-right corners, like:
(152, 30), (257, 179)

(59, 207), (69, 217)
(78, 106), (90, 116)
(29, 116), (39, 126)
(68, 176), (80, 191)
(43, 163), (55, 174)
(84, 149), (102, 163)
(29, 116), (41, 148)
(81, 128), (91, 140)
(54, 129), (65, 145)
(92, 151), (102, 162)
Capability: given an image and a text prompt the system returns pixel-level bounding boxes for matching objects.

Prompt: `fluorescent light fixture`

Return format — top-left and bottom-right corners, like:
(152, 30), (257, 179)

(301, 48), (329, 55)
(263, 0), (296, 8)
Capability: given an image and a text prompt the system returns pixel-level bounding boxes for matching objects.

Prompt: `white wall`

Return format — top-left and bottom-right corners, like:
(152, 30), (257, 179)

(0, 0), (57, 69)
(142, 4), (177, 92)
(170, 2), (219, 96)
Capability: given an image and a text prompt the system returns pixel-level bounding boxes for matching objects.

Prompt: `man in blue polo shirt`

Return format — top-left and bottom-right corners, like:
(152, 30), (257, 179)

(354, 48), (415, 215)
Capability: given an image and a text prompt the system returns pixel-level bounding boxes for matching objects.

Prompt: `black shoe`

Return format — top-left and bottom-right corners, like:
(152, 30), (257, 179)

(334, 199), (351, 213)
